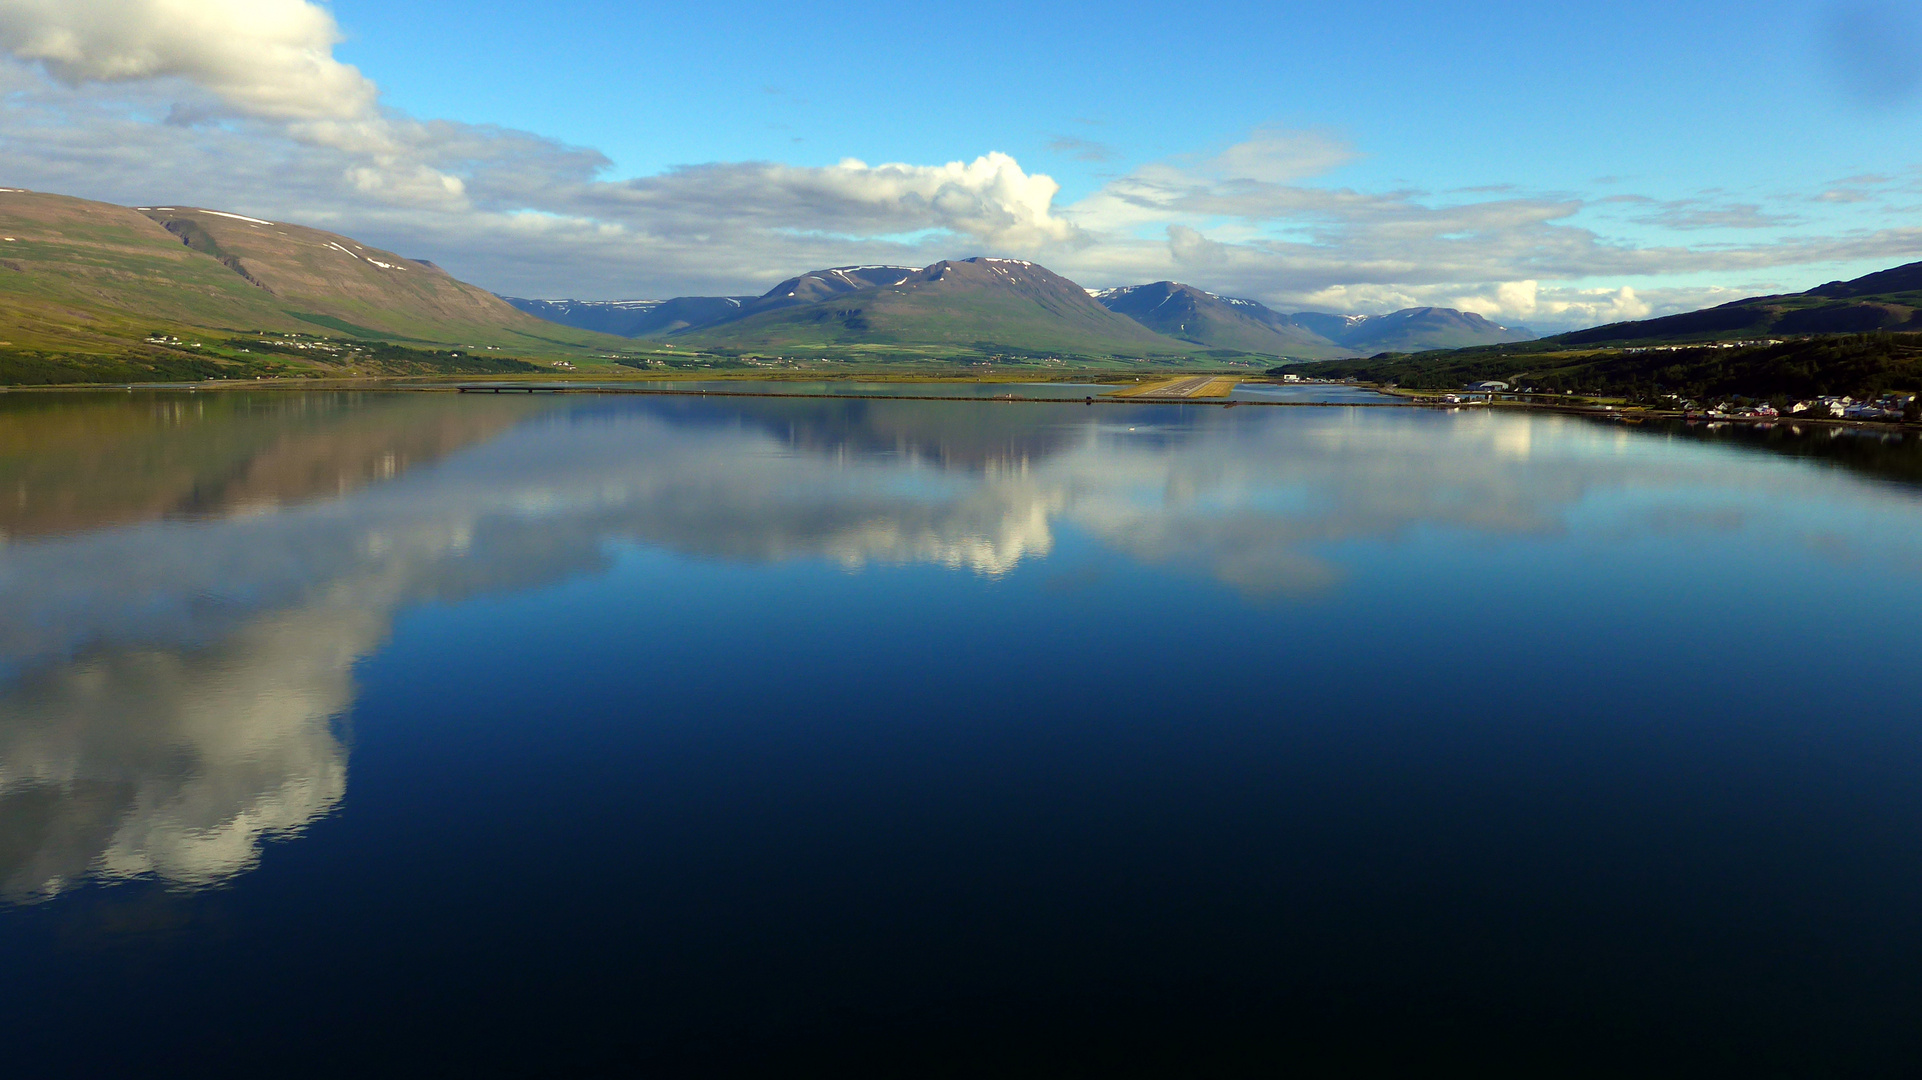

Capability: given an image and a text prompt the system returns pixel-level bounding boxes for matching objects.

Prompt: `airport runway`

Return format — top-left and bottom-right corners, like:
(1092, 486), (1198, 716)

(1112, 376), (1239, 399)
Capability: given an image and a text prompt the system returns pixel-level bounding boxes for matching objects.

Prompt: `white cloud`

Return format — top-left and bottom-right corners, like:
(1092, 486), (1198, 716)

(584, 152), (1078, 249)
(1208, 126), (1358, 183)
(1448, 280), (1653, 326)
(0, 0), (374, 121)
(0, 0), (473, 207)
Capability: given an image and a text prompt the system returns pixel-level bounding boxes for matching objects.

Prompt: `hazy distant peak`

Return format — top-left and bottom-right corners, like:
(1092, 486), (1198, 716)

(1288, 306), (1536, 350)
(503, 298), (666, 310)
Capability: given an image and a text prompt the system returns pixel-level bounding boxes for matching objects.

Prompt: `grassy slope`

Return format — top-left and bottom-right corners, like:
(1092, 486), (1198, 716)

(0, 190), (650, 384)
(136, 207), (630, 352)
(0, 191), (298, 349)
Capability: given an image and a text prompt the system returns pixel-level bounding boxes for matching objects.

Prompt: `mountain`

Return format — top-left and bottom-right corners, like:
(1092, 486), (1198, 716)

(506, 266), (927, 339)
(1088, 284), (1533, 355)
(751, 265), (922, 311)
(0, 188), (634, 381)
(675, 258), (1195, 359)
(1559, 260), (1922, 345)
(1303, 306), (1537, 352)
(1288, 311), (1367, 343)
(1092, 282), (1347, 358)
(502, 296), (757, 336)
(501, 255), (1533, 360)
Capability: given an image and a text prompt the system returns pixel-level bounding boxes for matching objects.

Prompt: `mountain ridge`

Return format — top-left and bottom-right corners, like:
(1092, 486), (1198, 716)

(1091, 282), (1347, 358)
(1558, 260), (1922, 345)
(0, 187), (647, 383)
(1320, 306), (1537, 352)
(509, 266), (1538, 357)
(1281, 259), (1922, 401)
(675, 257), (1195, 359)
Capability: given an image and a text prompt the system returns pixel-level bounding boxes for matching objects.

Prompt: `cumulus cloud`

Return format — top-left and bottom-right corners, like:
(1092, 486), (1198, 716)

(0, 0), (474, 206)
(0, 0), (374, 120)
(585, 153), (1078, 249)
(1447, 280), (1653, 326)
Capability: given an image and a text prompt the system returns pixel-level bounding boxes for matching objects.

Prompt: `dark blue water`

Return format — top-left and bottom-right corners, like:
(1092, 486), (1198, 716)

(2, 392), (1920, 1076)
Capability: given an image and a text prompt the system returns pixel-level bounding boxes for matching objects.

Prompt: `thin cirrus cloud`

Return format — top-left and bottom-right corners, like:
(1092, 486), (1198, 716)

(1046, 135), (1117, 162)
(0, 0), (1917, 330)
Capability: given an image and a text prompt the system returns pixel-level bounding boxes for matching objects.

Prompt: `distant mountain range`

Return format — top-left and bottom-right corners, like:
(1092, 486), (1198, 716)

(1093, 284), (1535, 354)
(1297, 306), (1537, 352)
(498, 297), (726, 337)
(513, 260), (1188, 360)
(502, 265), (932, 339)
(508, 271), (1537, 358)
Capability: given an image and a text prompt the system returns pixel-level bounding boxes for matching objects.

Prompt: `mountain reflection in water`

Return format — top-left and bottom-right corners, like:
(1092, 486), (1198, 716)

(2, 391), (1921, 904)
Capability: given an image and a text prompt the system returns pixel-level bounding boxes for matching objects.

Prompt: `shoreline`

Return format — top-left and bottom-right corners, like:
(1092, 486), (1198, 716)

(1, 374), (1916, 432)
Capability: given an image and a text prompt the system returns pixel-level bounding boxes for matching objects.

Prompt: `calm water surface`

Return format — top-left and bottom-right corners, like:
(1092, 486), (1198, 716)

(2, 391), (1920, 1075)
(428, 379), (1402, 404)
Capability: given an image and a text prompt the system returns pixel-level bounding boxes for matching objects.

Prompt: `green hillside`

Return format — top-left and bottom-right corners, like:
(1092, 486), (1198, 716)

(1558, 261), (1922, 345)
(1281, 260), (1922, 401)
(0, 189), (647, 384)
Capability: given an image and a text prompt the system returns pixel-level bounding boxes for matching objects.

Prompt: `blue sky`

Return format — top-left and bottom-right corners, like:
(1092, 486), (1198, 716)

(2, 0), (1919, 328)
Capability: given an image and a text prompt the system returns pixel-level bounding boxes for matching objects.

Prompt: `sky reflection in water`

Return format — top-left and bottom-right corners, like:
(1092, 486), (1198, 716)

(2, 392), (1920, 1072)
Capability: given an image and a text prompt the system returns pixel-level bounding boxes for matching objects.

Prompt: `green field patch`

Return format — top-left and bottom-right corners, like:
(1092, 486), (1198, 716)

(286, 311), (409, 339)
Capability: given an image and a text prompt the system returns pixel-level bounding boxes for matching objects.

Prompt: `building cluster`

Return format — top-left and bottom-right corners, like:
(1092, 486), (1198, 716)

(1623, 340), (1782, 354)
(1692, 393), (1917, 422)
(1704, 403), (1778, 419)
(1785, 394), (1915, 421)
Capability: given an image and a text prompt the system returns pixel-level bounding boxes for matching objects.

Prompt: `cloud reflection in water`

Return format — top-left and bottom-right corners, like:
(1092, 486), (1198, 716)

(3, 394), (1920, 900)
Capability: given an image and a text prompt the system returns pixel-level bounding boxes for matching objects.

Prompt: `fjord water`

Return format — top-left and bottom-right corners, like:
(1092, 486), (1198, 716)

(2, 391), (1920, 1075)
